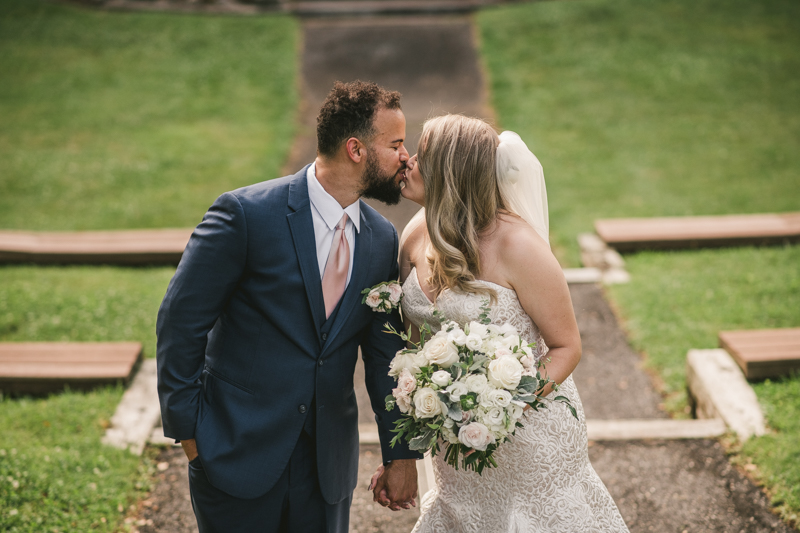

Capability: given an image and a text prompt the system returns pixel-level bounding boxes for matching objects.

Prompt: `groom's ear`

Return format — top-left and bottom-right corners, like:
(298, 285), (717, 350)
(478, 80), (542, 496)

(345, 137), (365, 164)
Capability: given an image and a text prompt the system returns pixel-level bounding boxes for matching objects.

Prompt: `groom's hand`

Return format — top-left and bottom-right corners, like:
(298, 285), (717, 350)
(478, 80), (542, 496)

(370, 459), (418, 511)
(180, 438), (199, 462)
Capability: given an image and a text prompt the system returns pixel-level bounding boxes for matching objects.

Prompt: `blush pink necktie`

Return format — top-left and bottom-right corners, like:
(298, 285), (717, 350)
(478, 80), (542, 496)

(321, 213), (350, 318)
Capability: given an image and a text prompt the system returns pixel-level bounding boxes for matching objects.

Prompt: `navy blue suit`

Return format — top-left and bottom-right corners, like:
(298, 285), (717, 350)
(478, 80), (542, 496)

(156, 166), (419, 531)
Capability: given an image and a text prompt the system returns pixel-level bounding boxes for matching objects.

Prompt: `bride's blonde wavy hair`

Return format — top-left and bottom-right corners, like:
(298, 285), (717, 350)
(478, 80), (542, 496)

(417, 114), (504, 301)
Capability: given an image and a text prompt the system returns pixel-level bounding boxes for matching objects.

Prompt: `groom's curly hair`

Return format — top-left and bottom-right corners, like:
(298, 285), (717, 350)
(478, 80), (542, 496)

(316, 80), (402, 157)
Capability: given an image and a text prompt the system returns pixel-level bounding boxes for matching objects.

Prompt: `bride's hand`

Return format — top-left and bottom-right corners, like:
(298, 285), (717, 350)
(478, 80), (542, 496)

(370, 460), (418, 511)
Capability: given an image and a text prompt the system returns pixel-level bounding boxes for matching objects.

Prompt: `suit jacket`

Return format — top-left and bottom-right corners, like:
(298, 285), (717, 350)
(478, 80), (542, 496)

(156, 165), (420, 502)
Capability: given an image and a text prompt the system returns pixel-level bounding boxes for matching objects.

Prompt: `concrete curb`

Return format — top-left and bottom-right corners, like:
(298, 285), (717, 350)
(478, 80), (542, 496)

(577, 233), (630, 284)
(687, 349), (766, 441)
(102, 359), (161, 455)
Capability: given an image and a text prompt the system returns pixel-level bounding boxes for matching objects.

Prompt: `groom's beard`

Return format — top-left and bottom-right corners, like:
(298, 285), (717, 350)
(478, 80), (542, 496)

(359, 149), (404, 206)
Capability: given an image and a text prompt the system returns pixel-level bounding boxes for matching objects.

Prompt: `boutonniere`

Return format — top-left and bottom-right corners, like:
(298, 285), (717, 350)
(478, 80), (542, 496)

(361, 281), (403, 313)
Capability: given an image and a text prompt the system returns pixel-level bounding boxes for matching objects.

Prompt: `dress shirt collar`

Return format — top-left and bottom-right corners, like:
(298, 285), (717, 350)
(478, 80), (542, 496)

(307, 163), (361, 233)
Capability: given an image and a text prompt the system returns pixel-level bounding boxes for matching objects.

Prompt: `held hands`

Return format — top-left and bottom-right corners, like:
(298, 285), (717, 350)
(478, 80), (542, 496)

(369, 459), (418, 511)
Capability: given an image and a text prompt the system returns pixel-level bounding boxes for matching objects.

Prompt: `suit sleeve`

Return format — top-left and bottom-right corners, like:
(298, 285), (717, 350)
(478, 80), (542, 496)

(156, 192), (248, 440)
(360, 227), (424, 462)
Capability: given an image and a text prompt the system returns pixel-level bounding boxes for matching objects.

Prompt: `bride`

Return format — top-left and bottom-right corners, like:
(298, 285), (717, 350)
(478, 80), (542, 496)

(375, 114), (629, 532)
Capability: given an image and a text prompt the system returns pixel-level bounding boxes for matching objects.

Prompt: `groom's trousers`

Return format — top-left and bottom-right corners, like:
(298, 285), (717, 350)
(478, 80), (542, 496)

(188, 430), (352, 533)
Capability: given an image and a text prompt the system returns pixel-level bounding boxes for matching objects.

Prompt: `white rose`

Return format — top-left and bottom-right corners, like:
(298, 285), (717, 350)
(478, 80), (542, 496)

(458, 422), (494, 451)
(465, 374), (489, 394)
(414, 387), (445, 419)
(519, 354), (536, 373)
(484, 389), (512, 408)
(431, 370), (452, 388)
(488, 356), (523, 389)
(387, 283), (403, 305)
(464, 333), (482, 352)
(389, 351), (422, 377)
(423, 336), (460, 368)
(468, 322), (488, 338)
(397, 369), (416, 395)
(447, 328), (468, 346)
(366, 290), (383, 309)
(395, 393), (412, 414)
(445, 381), (469, 402)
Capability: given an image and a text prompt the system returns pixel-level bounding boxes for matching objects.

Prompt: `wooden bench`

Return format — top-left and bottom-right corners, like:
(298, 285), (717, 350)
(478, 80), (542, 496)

(719, 328), (800, 380)
(0, 228), (193, 265)
(0, 342), (143, 394)
(594, 212), (800, 252)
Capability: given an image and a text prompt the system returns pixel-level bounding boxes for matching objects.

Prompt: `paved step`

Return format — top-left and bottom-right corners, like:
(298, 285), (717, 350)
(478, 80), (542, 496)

(719, 327), (800, 380)
(0, 228), (191, 265)
(103, 359), (161, 455)
(594, 212), (800, 252)
(0, 342), (142, 394)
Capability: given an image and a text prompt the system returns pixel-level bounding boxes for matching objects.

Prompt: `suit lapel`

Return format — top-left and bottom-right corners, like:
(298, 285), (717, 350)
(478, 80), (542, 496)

(321, 209), (372, 354)
(286, 167), (325, 334)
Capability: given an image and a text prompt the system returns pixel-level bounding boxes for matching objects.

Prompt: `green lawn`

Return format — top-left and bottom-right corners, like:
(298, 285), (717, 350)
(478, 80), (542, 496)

(479, 0), (800, 525)
(609, 246), (800, 524)
(479, 0), (800, 265)
(0, 0), (299, 230)
(0, 0), (299, 530)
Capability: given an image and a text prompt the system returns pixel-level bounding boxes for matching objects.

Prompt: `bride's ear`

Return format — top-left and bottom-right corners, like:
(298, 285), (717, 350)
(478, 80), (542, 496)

(345, 137), (365, 164)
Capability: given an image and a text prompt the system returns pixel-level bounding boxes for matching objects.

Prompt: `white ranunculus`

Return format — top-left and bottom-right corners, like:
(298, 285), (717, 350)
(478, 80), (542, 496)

(464, 374), (489, 394)
(389, 351), (422, 377)
(494, 346), (513, 359)
(397, 369), (417, 395)
(464, 333), (482, 352)
(423, 335), (460, 368)
(446, 381), (469, 402)
(387, 283), (403, 305)
(458, 422), (493, 451)
(447, 328), (468, 346)
(483, 406), (506, 430)
(431, 370), (452, 388)
(484, 388), (513, 408)
(414, 387), (445, 419)
(488, 356), (523, 389)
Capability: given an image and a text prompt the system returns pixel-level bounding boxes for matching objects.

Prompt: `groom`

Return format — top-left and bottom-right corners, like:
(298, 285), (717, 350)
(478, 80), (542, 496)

(156, 80), (421, 532)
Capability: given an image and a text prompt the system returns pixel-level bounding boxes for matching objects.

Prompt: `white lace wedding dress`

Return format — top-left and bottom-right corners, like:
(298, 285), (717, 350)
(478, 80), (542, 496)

(402, 268), (629, 533)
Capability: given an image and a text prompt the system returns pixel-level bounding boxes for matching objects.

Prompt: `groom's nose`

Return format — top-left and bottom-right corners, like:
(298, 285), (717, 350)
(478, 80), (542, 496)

(399, 145), (409, 163)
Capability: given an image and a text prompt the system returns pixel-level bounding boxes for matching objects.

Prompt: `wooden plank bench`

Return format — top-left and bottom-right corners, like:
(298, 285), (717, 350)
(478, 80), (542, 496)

(0, 342), (143, 394)
(594, 212), (800, 252)
(719, 328), (800, 380)
(0, 228), (193, 265)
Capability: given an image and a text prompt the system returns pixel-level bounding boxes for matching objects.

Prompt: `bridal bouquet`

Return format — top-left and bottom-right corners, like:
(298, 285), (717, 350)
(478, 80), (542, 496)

(384, 305), (577, 474)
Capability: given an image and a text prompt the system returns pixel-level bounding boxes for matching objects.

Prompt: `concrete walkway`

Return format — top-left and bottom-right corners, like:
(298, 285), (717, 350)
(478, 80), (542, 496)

(138, 10), (792, 533)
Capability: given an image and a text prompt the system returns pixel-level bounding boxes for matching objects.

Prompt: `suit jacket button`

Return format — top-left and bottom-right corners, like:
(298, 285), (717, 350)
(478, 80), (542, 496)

(318, 359), (324, 366)
(298, 405), (307, 414)
(321, 333), (328, 341)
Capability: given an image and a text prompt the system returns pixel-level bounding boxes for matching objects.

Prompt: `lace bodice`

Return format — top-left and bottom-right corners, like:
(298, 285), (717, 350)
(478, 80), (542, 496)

(401, 267), (629, 533)
(402, 268), (549, 361)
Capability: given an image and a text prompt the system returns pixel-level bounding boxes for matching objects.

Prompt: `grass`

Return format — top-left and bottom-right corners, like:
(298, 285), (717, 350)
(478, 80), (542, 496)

(0, 0), (299, 230)
(478, 0), (800, 265)
(0, 266), (174, 358)
(0, 388), (157, 532)
(478, 0), (800, 523)
(0, 0), (299, 530)
(608, 245), (800, 524)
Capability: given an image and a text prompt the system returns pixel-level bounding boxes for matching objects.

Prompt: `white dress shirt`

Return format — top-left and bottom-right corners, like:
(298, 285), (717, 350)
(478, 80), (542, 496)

(307, 163), (360, 286)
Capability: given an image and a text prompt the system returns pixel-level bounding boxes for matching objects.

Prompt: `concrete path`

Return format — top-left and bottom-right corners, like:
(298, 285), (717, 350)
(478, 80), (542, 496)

(138, 10), (792, 533)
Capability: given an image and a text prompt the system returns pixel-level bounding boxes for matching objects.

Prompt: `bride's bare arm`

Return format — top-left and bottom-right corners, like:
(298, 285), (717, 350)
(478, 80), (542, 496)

(399, 209), (426, 344)
(501, 224), (581, 397)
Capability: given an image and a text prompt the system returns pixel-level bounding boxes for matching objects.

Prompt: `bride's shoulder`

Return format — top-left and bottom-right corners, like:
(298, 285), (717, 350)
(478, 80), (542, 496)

(493, 213), (558, 275)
